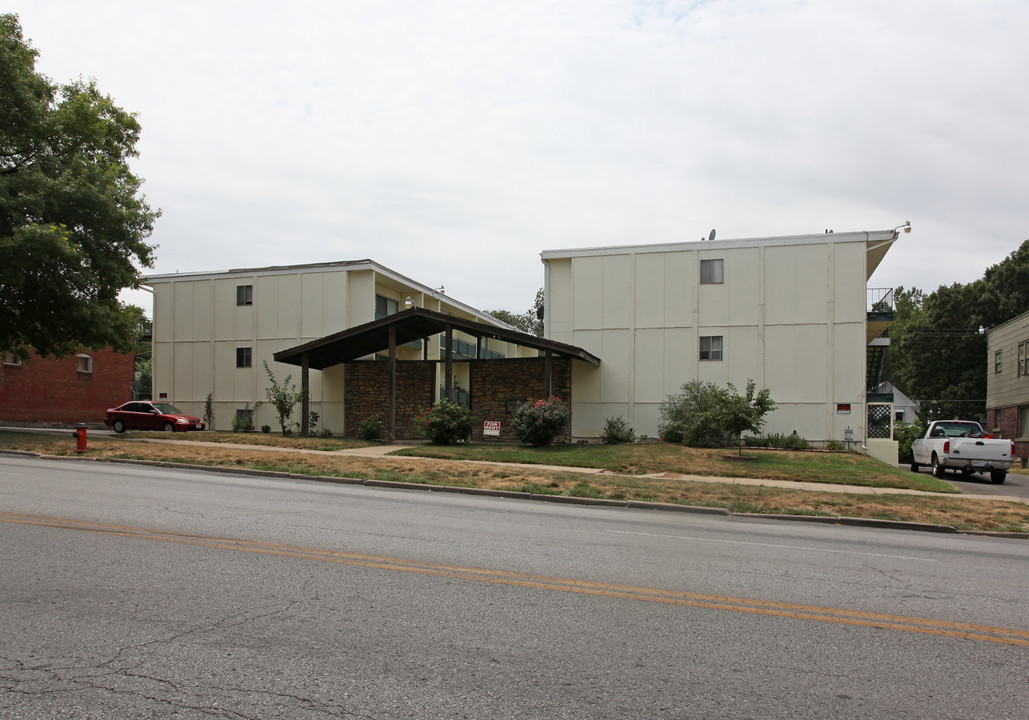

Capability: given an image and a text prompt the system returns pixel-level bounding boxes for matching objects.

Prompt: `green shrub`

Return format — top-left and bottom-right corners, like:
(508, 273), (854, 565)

(601, 415), (636, 444)
(261, 425), (271, 434)
(658, 380), (773, 450)
(415, 399), (473, 445)
(358, 414), (385, 441)
(511, 396), (570, 446)
(894, 419), (924, 464)
(767, 432), (809, 450)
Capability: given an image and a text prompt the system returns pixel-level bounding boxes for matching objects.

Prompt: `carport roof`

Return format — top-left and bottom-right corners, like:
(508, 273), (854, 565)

(273, 307), (601, 370)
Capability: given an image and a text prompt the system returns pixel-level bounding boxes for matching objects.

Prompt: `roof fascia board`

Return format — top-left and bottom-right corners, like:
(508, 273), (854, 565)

(145, 259), (377, 283)
(540, 230), (899, 260)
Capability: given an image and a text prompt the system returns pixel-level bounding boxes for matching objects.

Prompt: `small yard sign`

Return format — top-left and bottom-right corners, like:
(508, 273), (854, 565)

(483, 420), (501, 437)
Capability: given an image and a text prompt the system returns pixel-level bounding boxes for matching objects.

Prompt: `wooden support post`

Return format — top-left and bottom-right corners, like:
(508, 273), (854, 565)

(388, 326), (397, 441)
(301, 354), (310, 436)
(544, 349), (553, 397)
(445, 324), (453, 401)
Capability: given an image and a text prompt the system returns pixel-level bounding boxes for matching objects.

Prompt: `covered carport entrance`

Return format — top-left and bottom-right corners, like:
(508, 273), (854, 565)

(273, 307), (600, 440)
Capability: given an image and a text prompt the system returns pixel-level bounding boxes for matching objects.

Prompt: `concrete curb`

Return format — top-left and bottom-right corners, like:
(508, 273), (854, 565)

(3, 450), (1026, 539)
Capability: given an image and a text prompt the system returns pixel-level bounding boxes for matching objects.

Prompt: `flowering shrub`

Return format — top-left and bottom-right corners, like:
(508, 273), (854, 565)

(414, 399), (473, 445)
(511, 396), (570, 446)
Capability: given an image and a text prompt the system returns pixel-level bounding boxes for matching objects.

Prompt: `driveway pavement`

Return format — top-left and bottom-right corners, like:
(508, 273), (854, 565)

(906, 464), (1029, 500)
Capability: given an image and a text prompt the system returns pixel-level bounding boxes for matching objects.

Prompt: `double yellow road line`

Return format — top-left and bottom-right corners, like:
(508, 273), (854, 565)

(3, 511), (1027, 647)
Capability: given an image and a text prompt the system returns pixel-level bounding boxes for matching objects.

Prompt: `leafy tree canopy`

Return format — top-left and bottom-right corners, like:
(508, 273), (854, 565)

(885, 239), (1029, 421)
(0, 14), (158, 359)
(487, 288), (544, 337)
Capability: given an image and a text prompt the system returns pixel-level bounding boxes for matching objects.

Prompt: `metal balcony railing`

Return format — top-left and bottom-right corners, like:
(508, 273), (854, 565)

(867, 288), (895, 313)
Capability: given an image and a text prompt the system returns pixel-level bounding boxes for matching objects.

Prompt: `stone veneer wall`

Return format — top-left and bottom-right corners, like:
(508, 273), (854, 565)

(468, 357), (571, 443)
(343, 356), (573, 442)
(343, 360), (436, 439)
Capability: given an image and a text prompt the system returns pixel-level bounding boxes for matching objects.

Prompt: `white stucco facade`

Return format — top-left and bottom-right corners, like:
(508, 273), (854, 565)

(147, 260), (527, 432)
(541, 230), (900, 444)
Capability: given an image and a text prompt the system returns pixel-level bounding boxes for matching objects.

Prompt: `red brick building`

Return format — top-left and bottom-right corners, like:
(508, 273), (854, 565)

(0, 348), (136, 426)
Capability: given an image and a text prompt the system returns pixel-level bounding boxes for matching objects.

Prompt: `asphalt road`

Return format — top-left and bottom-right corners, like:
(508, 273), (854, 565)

(1, 456), (1027, 719)
(906, 463), (1029, 498)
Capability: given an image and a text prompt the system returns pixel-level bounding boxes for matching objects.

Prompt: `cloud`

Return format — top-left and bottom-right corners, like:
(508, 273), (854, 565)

(12, 0), (1029, 313)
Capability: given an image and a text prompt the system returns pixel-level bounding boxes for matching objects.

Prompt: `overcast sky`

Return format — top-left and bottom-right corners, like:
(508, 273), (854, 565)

(12, 1), (1029, 316)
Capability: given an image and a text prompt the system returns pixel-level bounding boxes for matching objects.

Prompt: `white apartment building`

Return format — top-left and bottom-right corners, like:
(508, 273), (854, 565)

(541, 229), (902, 450)
(147, 259), (528, 433)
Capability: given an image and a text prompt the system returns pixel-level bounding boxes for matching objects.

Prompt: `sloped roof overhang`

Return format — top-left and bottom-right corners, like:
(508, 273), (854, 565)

(273, 307), (601, 370)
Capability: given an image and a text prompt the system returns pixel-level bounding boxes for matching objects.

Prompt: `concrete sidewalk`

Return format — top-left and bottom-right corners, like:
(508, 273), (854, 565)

(129, 437), (1029, 505)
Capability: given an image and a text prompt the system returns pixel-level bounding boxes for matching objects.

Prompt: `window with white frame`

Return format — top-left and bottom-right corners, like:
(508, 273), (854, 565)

(76, 354), (92, 373)
(1019, 340), (1028, 377)
(994, 350), (1002, 373)
(2, 351), (21, 366)
(699, 335), (723, 361)
(700, 259), (724, 285)
(236, 285), (253, 306)
(1019, 405), (1029, 438)
(236, 347), (252, 368)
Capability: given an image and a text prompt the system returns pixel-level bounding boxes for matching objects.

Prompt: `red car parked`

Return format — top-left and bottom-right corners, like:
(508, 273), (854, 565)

(104, 401), (206, 433)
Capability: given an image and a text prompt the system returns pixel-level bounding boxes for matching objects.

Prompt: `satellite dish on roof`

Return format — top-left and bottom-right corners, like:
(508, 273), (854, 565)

(708, 229), (716, 242)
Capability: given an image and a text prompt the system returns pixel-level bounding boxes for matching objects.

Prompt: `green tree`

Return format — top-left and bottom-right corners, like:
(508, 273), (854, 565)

(0, 14), (158, 359)
(722, 380), (776, 456)
(884, 239), (1029, 422)
(487, 288), (544, 337)
(263, 361), (304, 434)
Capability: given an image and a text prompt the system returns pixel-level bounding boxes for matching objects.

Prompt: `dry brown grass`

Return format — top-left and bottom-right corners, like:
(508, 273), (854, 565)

(3, 431), (1027, 533)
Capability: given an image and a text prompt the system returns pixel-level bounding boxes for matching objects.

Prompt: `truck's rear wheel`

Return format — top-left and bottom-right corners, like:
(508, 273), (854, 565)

(990, 470), (1007, 484)
(931, 455), (947, 478)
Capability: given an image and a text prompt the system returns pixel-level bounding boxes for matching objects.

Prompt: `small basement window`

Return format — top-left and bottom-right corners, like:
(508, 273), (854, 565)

(76, 354), (93, 373)
(2, 351), (21, 366)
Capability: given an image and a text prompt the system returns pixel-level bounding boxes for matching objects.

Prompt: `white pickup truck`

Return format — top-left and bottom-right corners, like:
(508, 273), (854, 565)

(911, 420), (1015, 484)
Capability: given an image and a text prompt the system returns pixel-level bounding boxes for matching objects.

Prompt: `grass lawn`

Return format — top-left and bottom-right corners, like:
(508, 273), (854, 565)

(2, 431), (1027, 534)
(393, 442), (959, 493)
(137, 430), (375, 452)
